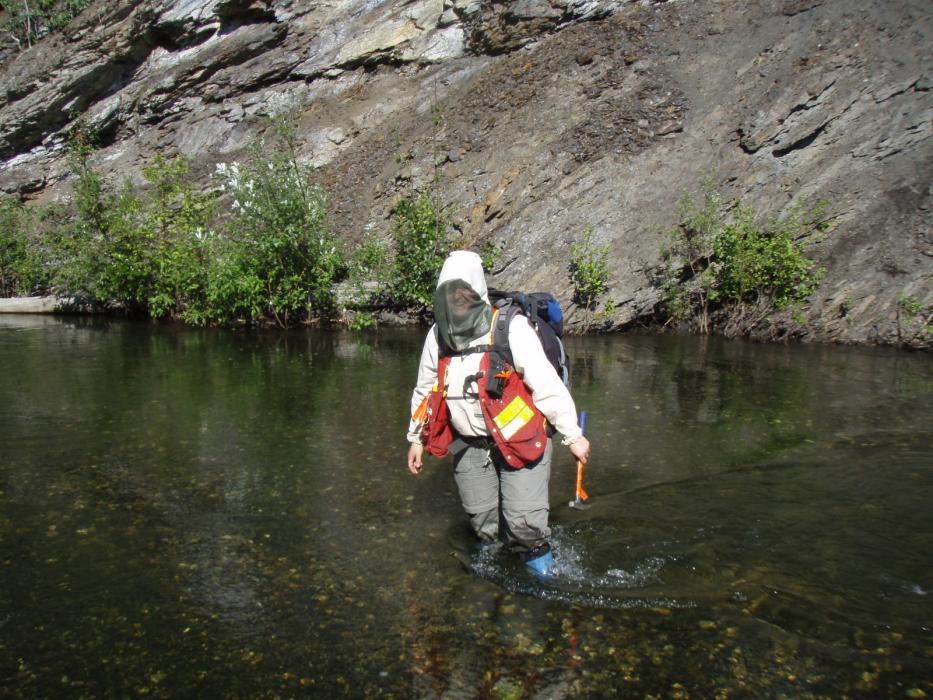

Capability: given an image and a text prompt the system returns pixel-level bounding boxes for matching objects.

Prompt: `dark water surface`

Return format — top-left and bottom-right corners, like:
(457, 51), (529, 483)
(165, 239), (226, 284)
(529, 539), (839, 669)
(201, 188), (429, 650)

(1, 316), (930, 698)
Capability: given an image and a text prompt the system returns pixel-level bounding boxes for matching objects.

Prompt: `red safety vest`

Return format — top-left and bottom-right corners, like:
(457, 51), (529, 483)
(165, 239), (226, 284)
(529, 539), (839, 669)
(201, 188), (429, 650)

(419, 330), (550, 469)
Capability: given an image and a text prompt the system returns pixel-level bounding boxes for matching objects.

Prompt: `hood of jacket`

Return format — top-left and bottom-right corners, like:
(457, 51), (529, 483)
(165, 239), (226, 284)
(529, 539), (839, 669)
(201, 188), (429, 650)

(433, 251), (492, 353)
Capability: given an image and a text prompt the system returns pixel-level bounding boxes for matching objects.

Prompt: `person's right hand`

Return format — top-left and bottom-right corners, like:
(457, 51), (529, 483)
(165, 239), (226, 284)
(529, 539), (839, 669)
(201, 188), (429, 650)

(407, 443), (424, 474)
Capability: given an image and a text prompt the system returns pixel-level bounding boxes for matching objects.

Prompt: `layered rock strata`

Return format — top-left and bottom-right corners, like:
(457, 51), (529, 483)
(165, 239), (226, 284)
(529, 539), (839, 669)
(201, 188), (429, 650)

(0, 0), (930, 347)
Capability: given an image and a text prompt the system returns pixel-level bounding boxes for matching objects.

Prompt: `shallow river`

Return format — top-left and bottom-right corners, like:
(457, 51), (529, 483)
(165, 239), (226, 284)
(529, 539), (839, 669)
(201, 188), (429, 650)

(0, 315), (930, 698)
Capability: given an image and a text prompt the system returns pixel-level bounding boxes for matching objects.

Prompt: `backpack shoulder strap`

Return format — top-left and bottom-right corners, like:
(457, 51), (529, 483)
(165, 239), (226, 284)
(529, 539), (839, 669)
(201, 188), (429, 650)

(490, 302), (521, 366)
(523, 297), (540, 329)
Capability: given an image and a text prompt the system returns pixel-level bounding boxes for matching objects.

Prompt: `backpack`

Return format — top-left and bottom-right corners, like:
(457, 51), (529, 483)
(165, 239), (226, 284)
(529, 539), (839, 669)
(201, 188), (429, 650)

(435, 289), (571, 397)
(486, 289), (570, 390)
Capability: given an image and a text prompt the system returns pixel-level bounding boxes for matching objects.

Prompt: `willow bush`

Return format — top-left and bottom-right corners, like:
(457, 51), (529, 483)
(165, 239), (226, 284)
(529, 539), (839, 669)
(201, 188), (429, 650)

(136, 156), (215, 322)
(0, 115), (498, 328)
(0, 196), (46, 295)
(212, 121), (344, 325)
(569, 227), (614, 331)
(52, 136), (214, 318)
(387, 189), (451, 309)
(658, 187), (826, 333)
(1, 118), (347, 326)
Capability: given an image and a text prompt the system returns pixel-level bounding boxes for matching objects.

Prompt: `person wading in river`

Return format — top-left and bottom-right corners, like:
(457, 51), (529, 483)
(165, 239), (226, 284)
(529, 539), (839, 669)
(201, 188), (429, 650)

(406, 250), (591, 579)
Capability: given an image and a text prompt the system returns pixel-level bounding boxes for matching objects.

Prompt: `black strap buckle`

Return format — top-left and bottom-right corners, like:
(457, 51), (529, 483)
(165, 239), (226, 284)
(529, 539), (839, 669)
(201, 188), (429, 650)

(462, 371), (484, 399)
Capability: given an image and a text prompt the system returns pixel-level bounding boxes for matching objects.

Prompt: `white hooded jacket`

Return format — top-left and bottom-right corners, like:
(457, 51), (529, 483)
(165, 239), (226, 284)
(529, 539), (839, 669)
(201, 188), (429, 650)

(407, 251), (583, 445)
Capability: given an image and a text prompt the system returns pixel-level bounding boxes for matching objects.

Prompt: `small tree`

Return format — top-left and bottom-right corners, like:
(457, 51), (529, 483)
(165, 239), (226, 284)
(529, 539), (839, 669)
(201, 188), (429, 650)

(138, 156), (215, 321)
(47, 120), (111, 301)
(388, 189), (450, 310)
(659, 190), (726, 333)
(569, 227), (612, 332)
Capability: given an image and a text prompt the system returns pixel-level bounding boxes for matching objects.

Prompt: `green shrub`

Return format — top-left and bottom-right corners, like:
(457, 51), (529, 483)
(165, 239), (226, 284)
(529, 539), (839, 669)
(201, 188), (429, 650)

(344, 230), (391, 313)
(3, 0), (90, 50)
(659, 186), (825, 333)
(52, 150), (215, 317)
(712, 203), (824, 310)
(387, 189), (450, 309)
(213, 121), (344, 325)
(569, 227), (613, 332)
(478, 239), (502, 274)
(569, 226), (611, 309)
(894, 294), (931, 345)
(897, 294), (923, 318)
(5, 116), (349, 327)
(34, 126), (215, 317)
(94, 182), (152, 311)
(346, 310), (376, 331)
(137, 156), (215, 321)
(349, 231), (390, 288)
(45, 120), (110, 299)
(0, 196), (48, 295)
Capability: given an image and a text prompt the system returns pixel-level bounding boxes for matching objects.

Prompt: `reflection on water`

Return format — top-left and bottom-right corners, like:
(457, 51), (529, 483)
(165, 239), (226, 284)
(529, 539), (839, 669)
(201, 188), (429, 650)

(0, 317), (930, 697)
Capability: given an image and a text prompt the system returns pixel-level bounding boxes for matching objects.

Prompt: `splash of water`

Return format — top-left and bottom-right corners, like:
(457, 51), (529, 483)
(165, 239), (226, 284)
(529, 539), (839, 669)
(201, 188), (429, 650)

(466, 527), (697, 609)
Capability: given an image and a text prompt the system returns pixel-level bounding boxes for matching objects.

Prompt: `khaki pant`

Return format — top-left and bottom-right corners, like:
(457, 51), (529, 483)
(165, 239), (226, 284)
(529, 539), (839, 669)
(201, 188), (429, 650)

(452, 438), (552, 556)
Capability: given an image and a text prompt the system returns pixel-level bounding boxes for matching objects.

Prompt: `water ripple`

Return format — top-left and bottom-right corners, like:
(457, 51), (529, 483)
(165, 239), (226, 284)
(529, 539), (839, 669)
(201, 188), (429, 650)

(464, 529), (698, 610)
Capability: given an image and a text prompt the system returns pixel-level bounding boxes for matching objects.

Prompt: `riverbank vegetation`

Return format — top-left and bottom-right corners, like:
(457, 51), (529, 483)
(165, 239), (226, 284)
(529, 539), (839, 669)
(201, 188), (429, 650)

(1, 0), (90, 51)
(2, 120), (835, 335)
(0, 119), (464, 328)
(655, 187), (827, 338)
(1, 120), (339, 326)
(340, 189), (453, 331)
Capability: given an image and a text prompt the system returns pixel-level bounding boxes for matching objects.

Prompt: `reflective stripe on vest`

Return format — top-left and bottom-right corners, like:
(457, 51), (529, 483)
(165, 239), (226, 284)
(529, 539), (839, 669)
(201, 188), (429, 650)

(492, 394), (535, 440)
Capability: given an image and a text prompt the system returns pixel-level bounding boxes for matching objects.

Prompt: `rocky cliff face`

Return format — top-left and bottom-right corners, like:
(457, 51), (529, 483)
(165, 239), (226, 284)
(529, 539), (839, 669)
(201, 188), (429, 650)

(1, 0), (930, 346)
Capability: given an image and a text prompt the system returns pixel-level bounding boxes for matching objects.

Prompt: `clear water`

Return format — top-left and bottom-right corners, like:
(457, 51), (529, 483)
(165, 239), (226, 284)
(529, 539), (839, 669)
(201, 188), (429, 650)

(1, 315), (930, 698)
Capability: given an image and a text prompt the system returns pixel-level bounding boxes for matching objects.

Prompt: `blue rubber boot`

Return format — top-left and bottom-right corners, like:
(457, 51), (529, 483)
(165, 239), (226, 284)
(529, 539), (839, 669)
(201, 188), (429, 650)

(525, 549), (556, 581)
(474, 539), (499, 555)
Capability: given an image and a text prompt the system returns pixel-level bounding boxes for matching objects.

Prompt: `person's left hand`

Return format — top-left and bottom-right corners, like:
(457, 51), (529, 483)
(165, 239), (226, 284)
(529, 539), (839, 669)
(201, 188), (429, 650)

(569, 436), (590, 464)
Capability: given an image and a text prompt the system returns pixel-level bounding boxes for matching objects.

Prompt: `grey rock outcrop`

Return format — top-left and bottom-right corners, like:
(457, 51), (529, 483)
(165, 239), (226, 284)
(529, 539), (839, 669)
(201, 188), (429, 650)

(0, 0), (930, 347)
